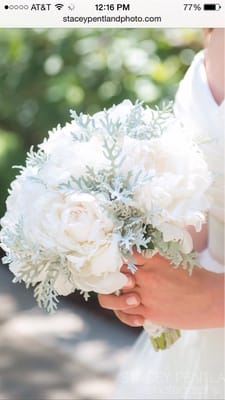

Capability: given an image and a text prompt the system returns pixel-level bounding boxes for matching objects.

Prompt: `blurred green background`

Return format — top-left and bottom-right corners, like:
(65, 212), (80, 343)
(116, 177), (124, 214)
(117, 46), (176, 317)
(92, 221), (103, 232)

(0, 28), (203, 218)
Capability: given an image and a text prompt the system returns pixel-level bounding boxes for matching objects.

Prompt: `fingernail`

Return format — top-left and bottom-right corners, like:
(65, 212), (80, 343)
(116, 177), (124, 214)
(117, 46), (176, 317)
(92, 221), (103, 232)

(126, 296), (138, 306)
(134, 319), (142, 326)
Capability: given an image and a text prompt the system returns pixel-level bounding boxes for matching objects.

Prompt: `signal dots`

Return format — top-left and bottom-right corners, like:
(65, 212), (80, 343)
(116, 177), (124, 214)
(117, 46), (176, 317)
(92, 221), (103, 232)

(4, 4), (29, 9)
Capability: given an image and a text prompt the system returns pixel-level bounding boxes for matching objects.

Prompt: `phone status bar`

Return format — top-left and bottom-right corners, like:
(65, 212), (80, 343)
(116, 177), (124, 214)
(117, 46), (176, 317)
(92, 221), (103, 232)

(0, 1), (224, 27)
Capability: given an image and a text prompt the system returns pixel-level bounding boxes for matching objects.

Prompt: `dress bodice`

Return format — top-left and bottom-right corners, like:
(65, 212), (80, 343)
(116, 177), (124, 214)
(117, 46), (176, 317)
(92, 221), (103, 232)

(174, 50), (224, 271)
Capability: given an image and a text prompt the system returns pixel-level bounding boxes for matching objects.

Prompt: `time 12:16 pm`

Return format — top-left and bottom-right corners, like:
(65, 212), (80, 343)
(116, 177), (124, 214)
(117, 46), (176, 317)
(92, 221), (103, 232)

(95, 4), (130, 11)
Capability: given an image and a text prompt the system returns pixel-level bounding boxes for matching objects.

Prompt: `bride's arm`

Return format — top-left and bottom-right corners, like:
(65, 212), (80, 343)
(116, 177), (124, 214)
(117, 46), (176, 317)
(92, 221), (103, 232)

(204, 28), (224, 105)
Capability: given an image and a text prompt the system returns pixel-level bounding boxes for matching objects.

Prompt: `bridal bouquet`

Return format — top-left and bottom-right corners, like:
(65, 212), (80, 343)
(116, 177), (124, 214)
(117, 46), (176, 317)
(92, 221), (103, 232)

(0, 100), (210, 350)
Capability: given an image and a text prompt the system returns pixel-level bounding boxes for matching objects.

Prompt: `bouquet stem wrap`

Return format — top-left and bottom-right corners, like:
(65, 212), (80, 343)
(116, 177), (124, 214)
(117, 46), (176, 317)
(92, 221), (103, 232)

(144, 320), (181, 351)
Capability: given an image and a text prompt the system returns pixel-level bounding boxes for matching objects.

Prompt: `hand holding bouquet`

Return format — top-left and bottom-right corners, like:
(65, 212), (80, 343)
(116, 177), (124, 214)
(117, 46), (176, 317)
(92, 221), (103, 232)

(0, 100), (210, 350)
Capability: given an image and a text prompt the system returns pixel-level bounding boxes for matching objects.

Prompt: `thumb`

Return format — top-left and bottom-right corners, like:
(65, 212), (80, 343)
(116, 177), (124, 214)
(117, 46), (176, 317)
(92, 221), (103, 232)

(131, 250), (147, 266)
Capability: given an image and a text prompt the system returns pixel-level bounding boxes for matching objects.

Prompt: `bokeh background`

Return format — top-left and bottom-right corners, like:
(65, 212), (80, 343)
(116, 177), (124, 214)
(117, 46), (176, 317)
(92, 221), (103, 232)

(0, 28), (203, 400)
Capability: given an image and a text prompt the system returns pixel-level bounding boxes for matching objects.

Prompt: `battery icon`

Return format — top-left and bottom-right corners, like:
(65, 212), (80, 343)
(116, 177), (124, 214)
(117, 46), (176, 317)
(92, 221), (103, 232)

(203, 3), (222, 10)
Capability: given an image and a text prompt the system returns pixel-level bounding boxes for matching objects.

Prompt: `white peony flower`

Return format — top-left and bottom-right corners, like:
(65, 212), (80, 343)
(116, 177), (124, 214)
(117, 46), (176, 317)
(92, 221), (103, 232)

(3, 187), (126, 295)
(39, 135), (107, 187)
(120, 124), (210, 230)
(50, 192), (126, 294)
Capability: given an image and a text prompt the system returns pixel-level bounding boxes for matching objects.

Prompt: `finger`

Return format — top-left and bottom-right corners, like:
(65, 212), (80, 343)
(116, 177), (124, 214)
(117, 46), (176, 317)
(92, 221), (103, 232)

(132, 251), (164, 269)
(120, 264), (131, 274)
(120, 273), (136, 290)
(132, 250), (148, 265)
(115, 304), (145, 316)
(98, 292), (141, 311)
(120, 256), (145, 274)
(114, 310), (144, 327)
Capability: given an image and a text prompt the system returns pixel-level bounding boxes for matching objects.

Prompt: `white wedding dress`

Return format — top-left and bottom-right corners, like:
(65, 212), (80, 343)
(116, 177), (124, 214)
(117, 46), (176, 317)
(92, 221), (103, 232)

(114, 51), (224, 400)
